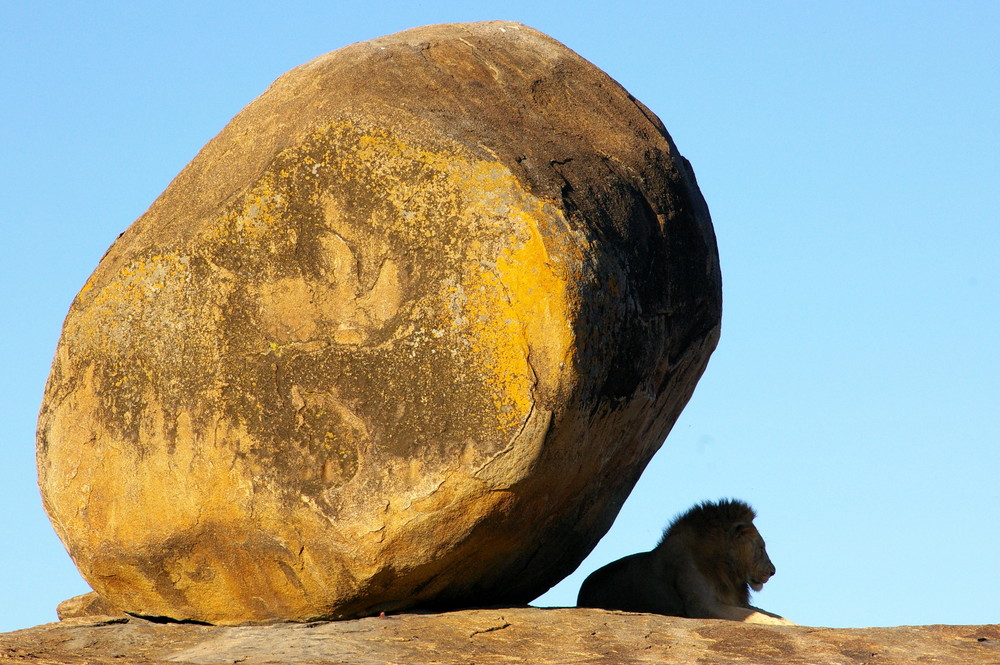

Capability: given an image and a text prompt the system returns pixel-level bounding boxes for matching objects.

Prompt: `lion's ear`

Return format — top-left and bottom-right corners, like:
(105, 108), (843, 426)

(730, 522), (754, 537)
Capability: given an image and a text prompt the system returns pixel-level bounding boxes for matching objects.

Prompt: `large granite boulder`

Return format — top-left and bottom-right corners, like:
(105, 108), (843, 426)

(37, 21), (721, 624)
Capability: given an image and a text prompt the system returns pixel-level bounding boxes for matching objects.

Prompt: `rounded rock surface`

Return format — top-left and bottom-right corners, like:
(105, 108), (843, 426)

(37, 21), (721, 624)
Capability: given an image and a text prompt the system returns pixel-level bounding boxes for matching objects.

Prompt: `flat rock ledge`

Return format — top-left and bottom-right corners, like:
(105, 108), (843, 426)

(2, 608), (998, 664)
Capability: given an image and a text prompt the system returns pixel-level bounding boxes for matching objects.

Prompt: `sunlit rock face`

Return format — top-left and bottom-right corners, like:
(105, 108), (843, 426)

(36, 21), (721, 624)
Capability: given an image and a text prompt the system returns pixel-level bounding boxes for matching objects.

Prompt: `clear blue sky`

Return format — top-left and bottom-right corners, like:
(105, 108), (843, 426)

(2, 1), (997, 632)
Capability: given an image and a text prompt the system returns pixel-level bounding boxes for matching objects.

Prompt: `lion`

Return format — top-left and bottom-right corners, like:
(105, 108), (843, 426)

(577, 499), (795, 625)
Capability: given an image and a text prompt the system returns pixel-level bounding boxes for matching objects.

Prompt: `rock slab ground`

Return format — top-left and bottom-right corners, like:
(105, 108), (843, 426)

(2, 608), (998, 664)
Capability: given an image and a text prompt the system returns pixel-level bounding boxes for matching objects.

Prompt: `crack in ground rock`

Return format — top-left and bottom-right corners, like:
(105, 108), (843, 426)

(469, 619), (512, 638)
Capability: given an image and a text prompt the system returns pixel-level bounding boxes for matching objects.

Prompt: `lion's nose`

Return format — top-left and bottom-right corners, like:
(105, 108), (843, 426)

(769, 564), (776, 577)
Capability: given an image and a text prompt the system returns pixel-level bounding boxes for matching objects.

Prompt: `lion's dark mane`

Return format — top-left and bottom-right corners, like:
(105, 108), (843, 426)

(660, 498), (757, 542)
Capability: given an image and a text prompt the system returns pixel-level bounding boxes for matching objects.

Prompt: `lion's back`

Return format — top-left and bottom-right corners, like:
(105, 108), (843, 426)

(576, 551), (683, 615)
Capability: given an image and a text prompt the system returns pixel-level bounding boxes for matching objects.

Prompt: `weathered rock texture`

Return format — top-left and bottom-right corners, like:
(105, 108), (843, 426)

(55, 593), (123, 622)
(36, 21), (721, 624)
(3, 610), (999, 664)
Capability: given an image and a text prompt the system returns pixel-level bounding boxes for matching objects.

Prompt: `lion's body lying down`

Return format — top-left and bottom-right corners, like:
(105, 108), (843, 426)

(577, 499), (794, 625)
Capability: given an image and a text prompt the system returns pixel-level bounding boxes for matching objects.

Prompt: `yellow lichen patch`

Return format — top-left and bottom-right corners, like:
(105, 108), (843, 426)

(495, 207), (577, 386)
(461, 264), (534, 430)
(355, 131), (459, 182)
(457, 198), (576, 432)
(200, 170), (297, 250)
(69, 252), (194, 354)
(222, 180), (284, 239)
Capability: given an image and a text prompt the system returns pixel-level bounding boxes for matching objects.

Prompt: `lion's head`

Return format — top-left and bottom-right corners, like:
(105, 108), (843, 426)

(733, 522), (776, 592)
(666, 499), (778, 603)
